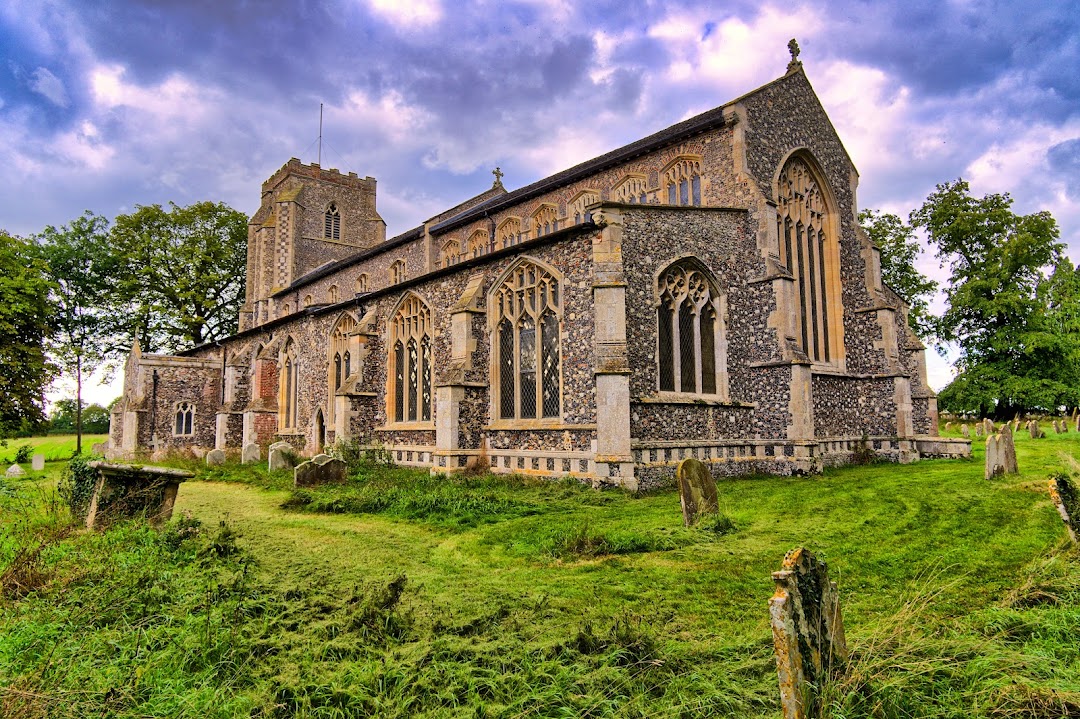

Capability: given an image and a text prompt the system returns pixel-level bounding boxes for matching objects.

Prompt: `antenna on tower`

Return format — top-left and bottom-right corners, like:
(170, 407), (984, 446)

(317, 103), (323, 166)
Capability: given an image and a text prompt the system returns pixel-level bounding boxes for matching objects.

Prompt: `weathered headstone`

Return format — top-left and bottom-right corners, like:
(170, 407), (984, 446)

(294, 454), (347, 487)
(985, 435), (1003, 479)
(91, 442), (107, 455)
(1048, 475), (1079, 544)
(205, 448), (225, 466)
(189, 446), (208, 460)
(984, 419), (995, 435)
(241, 443), (260, 464)
(84, 462), (194, 529)
(31, 454), (44, 471)
(1053, 419), (1062, 434)
(975, 423), (984, 437)
(944, 421), (953, 432)
(961, 424), (970, 438)
(1000, 430), (1018, 474)
(268, 441), (294, 471)
(1028, 420), (1043, 439)
(676, 457), (719, 527)
(769, 547), (848, 719)
(5, 464), (26, 478)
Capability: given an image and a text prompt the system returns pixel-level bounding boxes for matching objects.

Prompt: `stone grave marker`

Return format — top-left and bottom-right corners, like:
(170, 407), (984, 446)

(242, 443), (260, 464)
(975, 423), (983, 437)
(1075, 415), (1079, 433)
(205, 448), (225, 466)
(676, 457), (719, 527)
(5, 464), (26, 478)
(944, 421), (953, 432)
(985, 432), (1018, 479)
(1048, 475), (1079, 544)
(268, 441), (294, 471)
(31, 454), (44, 471)
(961, 424), (970, 438)
(294, 453), (347, 487)
(91, 442), (107, 455)
(769, 547), (848, 719)
(984, 419), (995, 435)
(84, 462), (194, 529)
(1028, 420), (1043, 439)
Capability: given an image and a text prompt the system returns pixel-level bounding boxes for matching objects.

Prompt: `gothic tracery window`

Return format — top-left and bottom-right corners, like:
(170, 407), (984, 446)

(467, 229), (490, 258)
(663, 156), (702, 206)
(656, 260), (726, 397)
(324, 203), (341, 240)
(497, 217), (521, 248)
(356, 273), (369, 293)
(173, 402), (194, 436)
(531, 204), (559, 238)
(441, 239), (461, 268)
(280, 339), (299, 430)
(569, 190), (600, 224)
(329, 313), (358, 425)
(389, 295), (432, 423)
(613, 174), (649, 204)
(493, 260), (562, 420)
(390, 259), (407, 285)
(328, 284), (339, 303)
(776, 155), (840, 363)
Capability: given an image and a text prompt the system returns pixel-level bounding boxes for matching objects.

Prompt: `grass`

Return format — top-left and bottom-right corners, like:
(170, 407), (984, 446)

(0, 423), (1077, 717)
(0, 434), (109, 465)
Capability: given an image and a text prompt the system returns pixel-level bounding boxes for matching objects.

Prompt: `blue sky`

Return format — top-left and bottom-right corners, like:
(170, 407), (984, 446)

(2, 0), (1078, 402)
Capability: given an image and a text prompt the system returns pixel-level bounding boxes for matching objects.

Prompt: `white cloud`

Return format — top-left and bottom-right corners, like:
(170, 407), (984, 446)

(367, 0), (442, 27)
(30, 66), (69, 107)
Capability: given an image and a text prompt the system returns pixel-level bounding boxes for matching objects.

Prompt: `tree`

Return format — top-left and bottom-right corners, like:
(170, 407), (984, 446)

(36, 211), (118, 454)
(50, 399), (111, 435)
(110, 201), (248, 353)
(911, 179), (1071, 417)
(0, 230), (56, 437)
(859, 209), (939, 342)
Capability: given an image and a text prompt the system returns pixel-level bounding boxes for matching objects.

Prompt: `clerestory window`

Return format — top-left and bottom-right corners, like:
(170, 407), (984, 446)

(493, 260), (562, 420)
(389, 294), (432, 423)
(656, 259), (727, 397)
(663, 156), (702, 206)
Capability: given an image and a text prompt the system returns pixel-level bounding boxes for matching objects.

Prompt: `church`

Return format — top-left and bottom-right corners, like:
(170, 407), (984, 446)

(108, 50), (968, 489)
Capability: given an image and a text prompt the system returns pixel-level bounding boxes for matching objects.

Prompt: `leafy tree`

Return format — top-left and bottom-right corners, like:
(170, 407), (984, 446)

(912, 179), (1071, 417)
(0, 230), (56, 437)
(36, 211), (118, 454)
(859, 209), (939, 341)
(110, 201), (248, 353)
(50, 399), (111, 434)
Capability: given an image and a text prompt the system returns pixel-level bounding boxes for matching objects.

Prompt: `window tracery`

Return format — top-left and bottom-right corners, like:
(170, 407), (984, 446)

(327, 285), (339, 303)
(492, 260), (561, 420)
(497, 217), (521, 248)
(173, 402), (194, 436)
(467, 229), (490, 258)
(303, 294), (313, 307)
(280, 339), (299, 430)
(656, 260), (726, 397)
(389, 295), (432, 423)
(613, 174), (649, 204)
(356, 273), (369, 293)
(390, 259), (407, 285)
(569, 190), (600, 224)
(531, 204), (559, 238)
(328, 313), (358, 425)
(324, 203), (341, 240)
(441, 239), (462, 268)
(663, 156), (702, 206)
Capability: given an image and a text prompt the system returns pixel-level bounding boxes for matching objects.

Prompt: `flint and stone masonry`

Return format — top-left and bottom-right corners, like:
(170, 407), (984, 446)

(108, 57), (966, 488)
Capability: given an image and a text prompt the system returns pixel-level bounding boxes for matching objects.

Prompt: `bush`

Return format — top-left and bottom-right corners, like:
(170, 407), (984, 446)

(14, 444), (32, 464)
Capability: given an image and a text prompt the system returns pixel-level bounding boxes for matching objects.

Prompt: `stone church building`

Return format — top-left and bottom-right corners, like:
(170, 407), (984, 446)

(109, 56), (964, 489)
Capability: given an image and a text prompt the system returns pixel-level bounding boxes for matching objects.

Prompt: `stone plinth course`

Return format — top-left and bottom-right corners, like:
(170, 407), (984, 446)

(676, 457), (719, 527)
(84, 461), (194, 530)
(769, 547), (848, 719)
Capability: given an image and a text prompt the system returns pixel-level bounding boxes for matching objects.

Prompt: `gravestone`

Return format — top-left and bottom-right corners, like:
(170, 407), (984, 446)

(984, 419), (995, 435)
(1048, 475), (1079, 544)
(31, 454), (44, 471)
(5, 464), (26, 478)
(1053, 419), (1061, 434)
(676, 457), (719, 527)
(84, 462), (194, 529)
(944, 421), (953, 432)
(975, 423), (983, 437)
(241, 443), (260, 464)
(769, 547), (848, 719)
(189, 446), (208, 460)
(268, 441), (294, 471)
(1000, 430), (1018, 474)
(1075, 415), (1079, 433)
(985, 432), (1018, 479)
(205, 448), (225, 466)
(961, 424), (970, 438)
(1028, 420), (1043, 439)
(294, 453), (347, 487)
(91, 442), (107, 455)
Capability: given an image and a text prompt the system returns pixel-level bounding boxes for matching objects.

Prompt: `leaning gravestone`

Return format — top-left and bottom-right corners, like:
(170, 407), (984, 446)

(676, 457), (719, 527)
(31, 454), (44, 471)
(205, 448), (225, 466)
(1028, 420), (1043, 439)
(1048, 475), (1079, 544)
(5, 464), (26, 478)
(268, 441), (294, 471)
(84, 462), (194, 529)
(770, 547), (848, 719)
(241, 443), (260, 464)
(294, 454), (347, 487)
(961, 424), (970, 438)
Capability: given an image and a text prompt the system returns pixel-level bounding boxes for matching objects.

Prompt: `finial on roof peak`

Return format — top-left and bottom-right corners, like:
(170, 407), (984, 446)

(492, 166), (505, 189)
(787, 38), (802, 73)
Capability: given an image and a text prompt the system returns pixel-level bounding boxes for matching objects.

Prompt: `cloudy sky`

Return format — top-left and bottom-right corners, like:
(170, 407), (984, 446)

(2, 0), (1078, 402)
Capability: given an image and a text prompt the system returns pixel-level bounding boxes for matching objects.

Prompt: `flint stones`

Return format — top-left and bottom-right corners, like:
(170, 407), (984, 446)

(961, 424), (970, 438)
(985, 431), (1018, 480)
(242, 443), (260, 464)
(268, 441), (293, 471)
(1048, 474), (1079, 544)
(294, 454), (347, 487)
(770, 547), (848, 719)
(31, 454), (44, 471)
(676, 457), (718, 527)
(5, 464), (26, 478)
(205, 449), (225, 466)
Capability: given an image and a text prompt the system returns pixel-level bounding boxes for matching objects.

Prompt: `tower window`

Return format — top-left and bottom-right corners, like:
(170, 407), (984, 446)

(325, 203), (341, 240)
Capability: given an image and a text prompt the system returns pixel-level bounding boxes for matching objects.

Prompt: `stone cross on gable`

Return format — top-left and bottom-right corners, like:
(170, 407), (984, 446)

(787, 38), (802, 72)
(492, 167), (505, 188)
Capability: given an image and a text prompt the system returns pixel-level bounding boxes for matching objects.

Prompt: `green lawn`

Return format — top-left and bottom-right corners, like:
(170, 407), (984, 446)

(0, 434), (108, 465)
(1, 425), (1078, 717)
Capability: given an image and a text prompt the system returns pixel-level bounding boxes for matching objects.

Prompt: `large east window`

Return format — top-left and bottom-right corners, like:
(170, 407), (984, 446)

(656, 259), (727, 397)
(493, 260), (562, 420)
(389, 295), (432, 423)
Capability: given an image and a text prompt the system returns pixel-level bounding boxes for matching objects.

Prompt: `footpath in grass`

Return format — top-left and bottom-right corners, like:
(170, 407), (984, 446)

(1, 423), (1078, 717)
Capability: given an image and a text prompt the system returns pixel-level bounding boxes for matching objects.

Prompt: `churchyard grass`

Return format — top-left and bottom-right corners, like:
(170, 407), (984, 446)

(1, 427), (1078, 717)
(0, 434), (109, 464)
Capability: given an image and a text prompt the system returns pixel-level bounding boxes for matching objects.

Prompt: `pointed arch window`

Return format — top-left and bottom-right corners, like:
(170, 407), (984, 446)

(389, 295), (432, 423)
(492, 260), (562, 420)
(613, 174), (649, 204)
(328, 313), (358, 425)
(280, 339), (300, 431)
(356, 273), (369, 293)
(328, 285), (339, 304)
(656, 260), (727, 398)
(663, 156), (702, 206)
(776, 155), (841, 363)
(441, 239), (462, 268)
(390, 259), (407, 285)
(174, 402), (195, 436)
(497, 217), (521, 248)
(531, 204), (559, 238)
(467, 229), (490, 258)
(325, 203), (341, 240)
(570, 190), (600, 224)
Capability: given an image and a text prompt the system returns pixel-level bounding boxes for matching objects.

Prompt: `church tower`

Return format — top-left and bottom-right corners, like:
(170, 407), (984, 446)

(240, 159), (386, 330)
